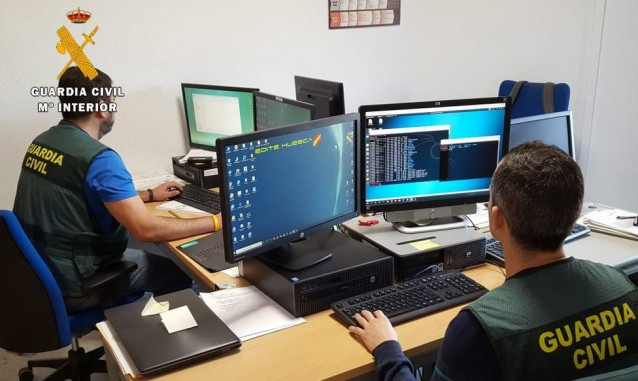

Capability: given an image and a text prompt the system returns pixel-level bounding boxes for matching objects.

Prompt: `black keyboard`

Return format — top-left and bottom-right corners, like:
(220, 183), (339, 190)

(330, 270), (488, 327)
(485, 223), (591, 265)
(173, 184), (221, 214)
(178, 233), (234, 271)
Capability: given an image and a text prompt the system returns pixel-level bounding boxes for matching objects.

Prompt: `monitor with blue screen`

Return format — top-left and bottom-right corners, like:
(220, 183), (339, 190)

(181, 83), (258, 150)
(360, 97), (511, 233)
(216, 113), (359, 270)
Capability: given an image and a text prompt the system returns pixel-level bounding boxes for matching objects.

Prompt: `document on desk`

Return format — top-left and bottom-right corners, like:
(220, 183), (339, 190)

(132, 171), (185, 190)
(580, 209), (638, 240)
(200, 286), (305, 341)
(156, 200), (211, 215)
(466, 202), (489, 229)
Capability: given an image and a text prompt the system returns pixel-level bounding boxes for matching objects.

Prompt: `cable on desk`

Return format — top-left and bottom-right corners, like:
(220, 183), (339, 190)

(481, 259), (507, 278)
(463, 214), (482, 230)
(411, 263), (444, 279)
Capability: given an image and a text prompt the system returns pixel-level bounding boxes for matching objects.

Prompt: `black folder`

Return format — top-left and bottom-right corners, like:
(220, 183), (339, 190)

(105, 289), (241, 375)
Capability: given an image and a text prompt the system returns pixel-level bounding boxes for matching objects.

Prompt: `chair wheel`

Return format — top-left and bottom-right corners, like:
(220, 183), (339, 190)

(18, 367), (34, 381)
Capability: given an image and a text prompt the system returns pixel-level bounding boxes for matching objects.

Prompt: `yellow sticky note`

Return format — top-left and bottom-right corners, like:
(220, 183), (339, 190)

(410, 240), (440, 251)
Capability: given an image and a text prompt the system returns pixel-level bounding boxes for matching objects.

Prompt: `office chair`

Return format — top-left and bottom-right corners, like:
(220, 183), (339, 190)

(0, 210), (139, 381)
(498, 80), (570, 119)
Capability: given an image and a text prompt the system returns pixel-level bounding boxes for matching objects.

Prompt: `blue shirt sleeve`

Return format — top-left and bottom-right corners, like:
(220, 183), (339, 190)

(431, 310), (502, 381)
(84, 149), (138, 233)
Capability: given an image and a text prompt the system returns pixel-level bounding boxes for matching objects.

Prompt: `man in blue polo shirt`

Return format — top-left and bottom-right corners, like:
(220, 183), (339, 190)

(13, 66), (221, 311)
(348, 142), (638, 380)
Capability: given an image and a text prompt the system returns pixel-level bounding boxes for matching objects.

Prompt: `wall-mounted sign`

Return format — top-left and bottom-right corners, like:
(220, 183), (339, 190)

(329, 0), (401, 29)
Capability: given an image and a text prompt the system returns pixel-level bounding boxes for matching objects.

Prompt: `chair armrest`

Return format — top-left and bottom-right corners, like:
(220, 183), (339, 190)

(80, 261), (137, 292)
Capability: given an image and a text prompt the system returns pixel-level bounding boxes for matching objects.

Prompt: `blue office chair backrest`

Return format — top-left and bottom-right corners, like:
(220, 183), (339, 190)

(499, 80), (570, 119)
(0, 210), (72, 353)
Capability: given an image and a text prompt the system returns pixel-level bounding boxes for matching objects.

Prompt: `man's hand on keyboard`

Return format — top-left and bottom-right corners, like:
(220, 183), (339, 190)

(348, 310), (399, 353)
(152, 181), (183, 201)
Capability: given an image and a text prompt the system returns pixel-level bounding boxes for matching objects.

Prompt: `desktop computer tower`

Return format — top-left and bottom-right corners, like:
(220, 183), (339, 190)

(340, 218), (486, 281)
(171, 156), (220, 188)
(242, 231), (394, 317)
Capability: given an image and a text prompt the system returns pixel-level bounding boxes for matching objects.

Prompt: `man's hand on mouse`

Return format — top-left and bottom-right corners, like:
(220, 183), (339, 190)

(153, 182), (183, 201)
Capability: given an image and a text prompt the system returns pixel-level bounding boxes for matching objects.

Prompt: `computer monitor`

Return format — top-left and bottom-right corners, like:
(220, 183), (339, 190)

(181, 83), (258, 150)
(294, 76), (345, 119)
(360, 97), (512, 233)
(216, 113), (359, 271)
(508, 110), (576, 159)
(254, 91), (315, 131)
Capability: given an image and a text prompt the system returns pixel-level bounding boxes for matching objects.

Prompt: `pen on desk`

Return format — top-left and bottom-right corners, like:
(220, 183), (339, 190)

(168, 210), (183, 219)
(616, 215), (637, 220)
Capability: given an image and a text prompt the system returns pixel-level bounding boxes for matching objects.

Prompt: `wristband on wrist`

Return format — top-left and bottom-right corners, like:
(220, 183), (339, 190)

(212, 214), (219, 232)
(147, 189), (154, 202)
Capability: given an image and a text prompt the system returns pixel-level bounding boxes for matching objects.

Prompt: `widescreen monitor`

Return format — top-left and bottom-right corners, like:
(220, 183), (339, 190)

(360, 97), (512, 233)
(294, 76), (345, 119)
(216, 113), (359, 270)
(181, 83), (258, 150)
(254, 91), (315, 131)
(508, 110), (575, 159)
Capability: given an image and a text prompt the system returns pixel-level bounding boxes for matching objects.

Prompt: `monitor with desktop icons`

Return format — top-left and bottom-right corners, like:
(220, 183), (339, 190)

(216, 113), (360, 271)
(359, 97), (512, 233)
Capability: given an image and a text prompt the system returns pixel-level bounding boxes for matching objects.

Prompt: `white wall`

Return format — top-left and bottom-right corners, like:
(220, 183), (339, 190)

(0, 0), (602, 209)
(582, 0), (638, 211)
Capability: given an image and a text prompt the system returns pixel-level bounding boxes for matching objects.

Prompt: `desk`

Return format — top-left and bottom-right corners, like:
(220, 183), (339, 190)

(99, 263), (505, 380)
(101, 204), (638, 380)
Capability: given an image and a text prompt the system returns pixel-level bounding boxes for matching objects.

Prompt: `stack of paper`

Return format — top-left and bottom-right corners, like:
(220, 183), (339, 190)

(200, 286), (305, 341)
(580, 209), (638, 240)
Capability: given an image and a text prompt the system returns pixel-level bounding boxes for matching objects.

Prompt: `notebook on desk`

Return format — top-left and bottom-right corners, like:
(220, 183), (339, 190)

(104, 289), (241, 376)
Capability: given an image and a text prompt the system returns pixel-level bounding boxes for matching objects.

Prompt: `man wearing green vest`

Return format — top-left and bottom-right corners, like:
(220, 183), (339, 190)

(13, 66), (221, 311)
(348, 142), (638, 380)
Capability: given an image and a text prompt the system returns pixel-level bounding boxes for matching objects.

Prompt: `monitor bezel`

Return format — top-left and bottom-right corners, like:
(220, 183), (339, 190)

(216, 112), (361, 264)
(294, 75), (345, 119)
(181, 83), (259, 150)
(358, 96), (512, 214)
(253, 91), (316, 131)
(508, 110), (575, 160)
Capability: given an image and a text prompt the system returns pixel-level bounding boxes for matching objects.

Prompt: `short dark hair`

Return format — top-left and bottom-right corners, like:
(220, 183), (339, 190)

(58, 66), (112, 120)
(491, 141), (584, 251)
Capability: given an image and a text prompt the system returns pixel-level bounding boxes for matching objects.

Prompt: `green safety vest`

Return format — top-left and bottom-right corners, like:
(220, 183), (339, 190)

(13, 120), (129, 297)
(466, 258), (638, 380)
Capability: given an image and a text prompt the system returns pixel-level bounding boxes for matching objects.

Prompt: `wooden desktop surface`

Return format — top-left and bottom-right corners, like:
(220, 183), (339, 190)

(97, 202), (638, 380)
(100, 202), (506, 380)
(102, 265), (504, 380)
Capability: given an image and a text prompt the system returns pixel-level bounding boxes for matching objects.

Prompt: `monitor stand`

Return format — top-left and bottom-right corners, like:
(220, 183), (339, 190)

(257, 230), (334, 272)
(393, 216), (468, 234)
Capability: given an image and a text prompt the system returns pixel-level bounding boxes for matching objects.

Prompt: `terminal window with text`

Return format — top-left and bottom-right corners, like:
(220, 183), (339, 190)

(181, 83), (257, 150)
(360, 97), (511, 230)
(217, 114), (359, 269)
